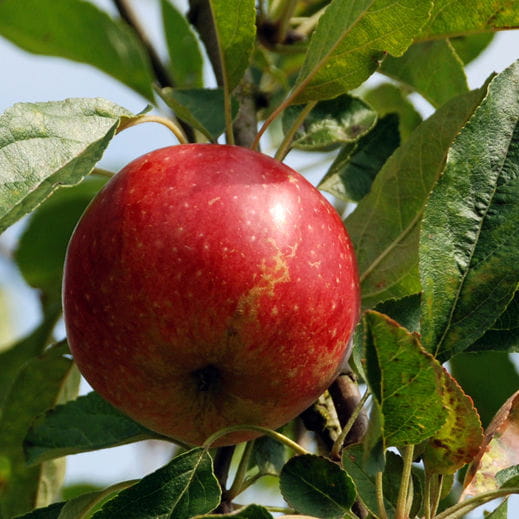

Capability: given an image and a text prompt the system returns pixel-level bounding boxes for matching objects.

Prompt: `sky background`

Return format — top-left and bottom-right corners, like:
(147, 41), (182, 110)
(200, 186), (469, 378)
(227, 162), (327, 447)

(0, 0), (518, 513)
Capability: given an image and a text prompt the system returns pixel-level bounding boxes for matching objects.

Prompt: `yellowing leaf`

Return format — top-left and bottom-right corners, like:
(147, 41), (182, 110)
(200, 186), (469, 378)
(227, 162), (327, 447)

(463, 390), (519, 499)
(423, 366), (483, 474)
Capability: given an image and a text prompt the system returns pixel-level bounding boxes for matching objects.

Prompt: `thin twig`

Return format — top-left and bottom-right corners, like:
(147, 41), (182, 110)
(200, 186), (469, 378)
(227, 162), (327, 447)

(113, 0), (196, 142)
(113, 0), (172, 88)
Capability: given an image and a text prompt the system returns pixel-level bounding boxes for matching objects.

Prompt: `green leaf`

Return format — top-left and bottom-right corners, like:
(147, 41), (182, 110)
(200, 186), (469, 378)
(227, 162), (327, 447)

(450, 351), (519, 427)
(450, 33), (494, 65)
(14, 480), (135, 519)
(13, 502), (65, 519)
(0, 342), (79, 519)
(363, 311), (446, 447)
(0, 0), (154, 100)
(419, 1), (519, 40)
(282, 95), (377, 151)
(0, 98), (136, 234)
(492, 289), (519, 330)
(0, 310), (60, 410)
(422, 365), (483, 474)
(92, 448), (221, 518)
(159, 88), (239, 141)
(419, 60), (519, 361)
(470, 290), (519, 352)
(342, 444), (396, 518)
(280, 454), (356, 519)
(56, 480), (136, 519)
(194, 504), (274, 518)
(345, 86), (487, 309)
(377, 452), (424, 518)
(291, 0), (433, 104)
(14, 176), (107, 306)
(374, 293), (421, 334)
(381, 39), (468, 108)
(471, 327), (519, 353)
(208, 0), (256, 91)
(24, 391), (160, 466)
(497, 465), (519, 488)
(252, 435), (288, 476)
(161, 0), (204, 89)
(485, 499), (509, 519)
(319, 114), (400, 202)
(362, 83), (422, 141)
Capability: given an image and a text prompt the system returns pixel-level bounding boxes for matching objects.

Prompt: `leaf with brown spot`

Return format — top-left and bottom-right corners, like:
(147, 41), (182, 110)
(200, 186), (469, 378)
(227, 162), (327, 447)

(422, 366), (483, 475)
(363, 310), (446, 448)
(462, 390), (519, 499)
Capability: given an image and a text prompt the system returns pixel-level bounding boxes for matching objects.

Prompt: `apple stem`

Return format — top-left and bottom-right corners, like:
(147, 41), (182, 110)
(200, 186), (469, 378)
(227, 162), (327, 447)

(202, 424), (309, 456)
(117, 114), (189, 144)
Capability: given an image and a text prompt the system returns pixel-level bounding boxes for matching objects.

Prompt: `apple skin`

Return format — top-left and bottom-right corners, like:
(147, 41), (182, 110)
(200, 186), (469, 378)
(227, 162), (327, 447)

(63, 144), (360, 446)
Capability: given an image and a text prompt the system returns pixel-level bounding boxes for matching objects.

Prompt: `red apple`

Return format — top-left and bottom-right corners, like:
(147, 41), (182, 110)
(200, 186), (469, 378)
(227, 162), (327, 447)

(63, 144), (360, 446)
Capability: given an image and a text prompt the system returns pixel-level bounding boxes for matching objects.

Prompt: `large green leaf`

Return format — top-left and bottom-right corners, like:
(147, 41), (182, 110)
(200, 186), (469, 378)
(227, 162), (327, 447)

(14, 176), (107, 306)
(291, 0), (432, 104)
(24, 392), (162, 466)
(0, 98), (136, 234)
(161, 0), (204, 88)
(280, 454), (356, 519)
(0, 342), (79, 519)
(381, 39), (468, 108)
(363, 311), (446, 447)
(0, 0), (154, 100)
(93, 448), (221, 518)
(345, 86), (487, 309)
(419, 60), (519, 361)
(419, 0), (519, 40)
(208, 0), (256, 92)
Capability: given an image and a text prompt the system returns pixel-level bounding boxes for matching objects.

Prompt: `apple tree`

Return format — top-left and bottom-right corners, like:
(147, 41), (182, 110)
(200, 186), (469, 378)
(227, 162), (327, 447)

(0, 1), (519, 518)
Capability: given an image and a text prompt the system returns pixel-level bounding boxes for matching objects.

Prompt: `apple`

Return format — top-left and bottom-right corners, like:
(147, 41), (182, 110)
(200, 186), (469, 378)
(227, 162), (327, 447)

(63, 144), (360, 446)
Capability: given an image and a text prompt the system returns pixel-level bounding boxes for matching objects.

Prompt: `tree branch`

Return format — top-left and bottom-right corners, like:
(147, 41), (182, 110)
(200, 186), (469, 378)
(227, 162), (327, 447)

(188, 0), (259, 148)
